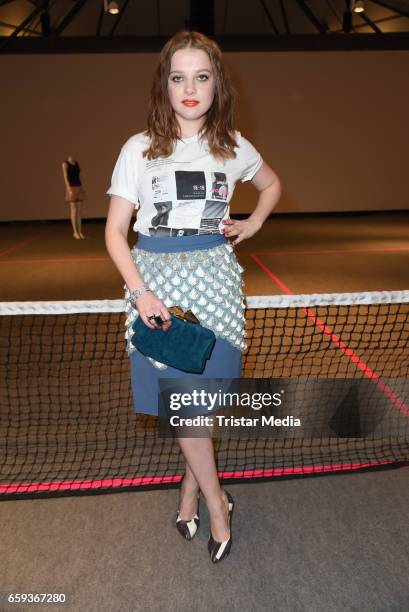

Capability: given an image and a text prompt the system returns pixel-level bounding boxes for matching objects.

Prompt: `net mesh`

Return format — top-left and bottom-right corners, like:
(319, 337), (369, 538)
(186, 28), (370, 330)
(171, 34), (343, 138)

(0, 291), (408, 500)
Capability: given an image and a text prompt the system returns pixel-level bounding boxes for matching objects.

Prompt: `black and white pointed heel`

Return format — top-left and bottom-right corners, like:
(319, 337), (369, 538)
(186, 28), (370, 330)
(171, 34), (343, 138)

(175, 474), (200, 541)
(175, 494), (200, 541)
(208, 490), (234, 563)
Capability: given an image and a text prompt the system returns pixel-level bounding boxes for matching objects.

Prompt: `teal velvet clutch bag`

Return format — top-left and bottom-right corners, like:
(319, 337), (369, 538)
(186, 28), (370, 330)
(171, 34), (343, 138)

(130, 307), (216, 373)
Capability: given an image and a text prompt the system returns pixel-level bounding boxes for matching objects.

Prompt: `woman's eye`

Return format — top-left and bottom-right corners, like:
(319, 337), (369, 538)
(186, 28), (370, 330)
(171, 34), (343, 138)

(170, 75), (209, 82)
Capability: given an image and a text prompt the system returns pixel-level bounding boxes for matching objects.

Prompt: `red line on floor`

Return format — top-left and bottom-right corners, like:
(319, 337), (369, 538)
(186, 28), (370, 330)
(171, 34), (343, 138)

(0, 229), (50, 258)
(242, 246), (409, 257)
(249, 252), (409, 418)
(0, 257), (110, 264)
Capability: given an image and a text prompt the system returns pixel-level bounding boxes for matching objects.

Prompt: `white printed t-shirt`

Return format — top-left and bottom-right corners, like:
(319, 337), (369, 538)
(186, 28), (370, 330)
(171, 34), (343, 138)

(106, 130), (263, 237)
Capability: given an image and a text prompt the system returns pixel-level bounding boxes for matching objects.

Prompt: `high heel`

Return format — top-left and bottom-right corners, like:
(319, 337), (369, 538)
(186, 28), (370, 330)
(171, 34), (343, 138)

(175, 474), (200, 541)
(208, 490), (234, 563)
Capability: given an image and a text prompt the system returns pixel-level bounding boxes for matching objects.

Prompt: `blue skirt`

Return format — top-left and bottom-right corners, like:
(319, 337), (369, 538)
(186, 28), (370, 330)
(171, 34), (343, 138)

(127, 233), (245, 416)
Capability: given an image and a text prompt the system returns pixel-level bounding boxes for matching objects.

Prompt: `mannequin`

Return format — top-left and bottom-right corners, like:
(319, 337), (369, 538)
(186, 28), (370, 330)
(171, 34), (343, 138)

(62, 156), (86, 239)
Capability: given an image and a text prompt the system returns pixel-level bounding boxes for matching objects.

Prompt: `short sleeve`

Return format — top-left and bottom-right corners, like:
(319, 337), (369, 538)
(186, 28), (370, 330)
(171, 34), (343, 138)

(106, 138), (139, 205)
(237, 133), (263, 183)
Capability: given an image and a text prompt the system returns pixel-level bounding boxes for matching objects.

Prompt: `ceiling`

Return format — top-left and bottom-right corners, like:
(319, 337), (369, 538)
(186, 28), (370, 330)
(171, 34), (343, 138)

(1, 0), (409, 52)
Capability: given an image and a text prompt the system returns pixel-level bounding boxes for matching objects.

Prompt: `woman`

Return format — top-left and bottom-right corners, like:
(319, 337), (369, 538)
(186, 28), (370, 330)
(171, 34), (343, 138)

(105, 30), (281, 563)
(62, 156), (86, 239)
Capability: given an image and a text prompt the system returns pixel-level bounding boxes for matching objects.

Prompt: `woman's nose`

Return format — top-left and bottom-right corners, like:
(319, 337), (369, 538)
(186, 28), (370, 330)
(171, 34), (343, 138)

(184, 79), (196, 95)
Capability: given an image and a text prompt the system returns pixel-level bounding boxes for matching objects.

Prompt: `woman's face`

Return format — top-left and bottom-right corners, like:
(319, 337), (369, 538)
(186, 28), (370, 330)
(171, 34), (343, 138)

(167, 47), (215, 133)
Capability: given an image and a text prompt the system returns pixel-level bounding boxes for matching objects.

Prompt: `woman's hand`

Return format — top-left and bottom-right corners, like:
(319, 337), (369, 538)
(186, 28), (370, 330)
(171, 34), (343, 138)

(134, 291), (173, 332)
(221, 218), (263, 246)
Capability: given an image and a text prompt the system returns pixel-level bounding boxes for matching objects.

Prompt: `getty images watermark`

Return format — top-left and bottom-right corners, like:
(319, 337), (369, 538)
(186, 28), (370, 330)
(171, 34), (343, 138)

(166, 388), (300, 429)
(157, 377), (402, 438)
(157, 378), (305, 438)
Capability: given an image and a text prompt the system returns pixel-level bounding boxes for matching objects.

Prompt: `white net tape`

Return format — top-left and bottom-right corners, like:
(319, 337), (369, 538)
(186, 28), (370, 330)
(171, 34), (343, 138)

(0, 290), (408, 316)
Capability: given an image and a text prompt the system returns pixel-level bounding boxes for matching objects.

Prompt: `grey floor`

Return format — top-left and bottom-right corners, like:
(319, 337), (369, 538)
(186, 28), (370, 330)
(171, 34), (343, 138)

(1, 465), (408, 612)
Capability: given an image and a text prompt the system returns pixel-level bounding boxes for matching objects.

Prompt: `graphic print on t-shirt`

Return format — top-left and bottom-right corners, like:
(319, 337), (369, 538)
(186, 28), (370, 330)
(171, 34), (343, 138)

(152, 174), (171, 201)
(210, 172), (228, 201)
(149, 227), (200, 237)
(151, 201), (172, 227)
(107, 130), (263, 237)
(199, 200), (226, 234)
(148, 170), (229, 236)
(175, 171), (206, 200)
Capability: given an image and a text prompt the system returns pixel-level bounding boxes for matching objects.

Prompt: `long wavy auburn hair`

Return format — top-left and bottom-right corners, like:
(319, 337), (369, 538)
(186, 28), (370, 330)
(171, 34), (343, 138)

(143, 30), (239, 161)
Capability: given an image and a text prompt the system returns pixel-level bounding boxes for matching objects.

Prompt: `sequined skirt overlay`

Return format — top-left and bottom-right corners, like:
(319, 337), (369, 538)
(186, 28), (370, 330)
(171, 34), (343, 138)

(123, 241), (247, 370)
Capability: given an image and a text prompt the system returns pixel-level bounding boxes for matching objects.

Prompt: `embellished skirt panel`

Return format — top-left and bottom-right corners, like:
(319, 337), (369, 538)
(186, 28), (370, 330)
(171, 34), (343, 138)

(123, 234), (246, 369)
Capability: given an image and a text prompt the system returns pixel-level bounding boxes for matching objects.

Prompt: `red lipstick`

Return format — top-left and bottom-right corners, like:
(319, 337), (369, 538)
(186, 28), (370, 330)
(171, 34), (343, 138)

(182, 100), (199, 107)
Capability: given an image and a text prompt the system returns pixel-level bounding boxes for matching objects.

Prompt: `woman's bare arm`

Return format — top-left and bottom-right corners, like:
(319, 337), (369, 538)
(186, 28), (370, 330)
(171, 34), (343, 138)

(105, 196), (145, 292)
(248, 161), (282, 225)
(222, 161), (282, 245)
(105, 195), (172, 330)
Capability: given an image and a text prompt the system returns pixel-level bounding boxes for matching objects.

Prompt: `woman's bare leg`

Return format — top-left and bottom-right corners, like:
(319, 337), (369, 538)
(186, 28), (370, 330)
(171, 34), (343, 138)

(176, 427), (230, 542)
(178, 461), (200, 519)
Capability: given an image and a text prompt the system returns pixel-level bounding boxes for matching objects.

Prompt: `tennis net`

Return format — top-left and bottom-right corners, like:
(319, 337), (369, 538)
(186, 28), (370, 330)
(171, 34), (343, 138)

(0, 290), (408, 500)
